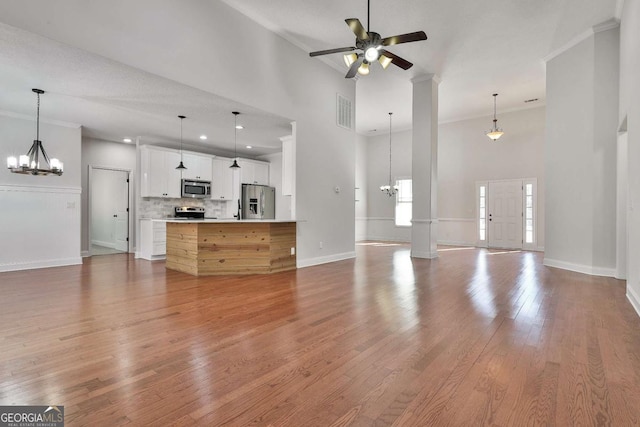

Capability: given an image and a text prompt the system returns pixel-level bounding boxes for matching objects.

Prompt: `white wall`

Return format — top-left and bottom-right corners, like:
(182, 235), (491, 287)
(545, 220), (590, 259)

(619, 0), (640, 314)
(81, 137), (136, 254)
(0, 113), (82, 271)
(0, 0), (357, 268)
(544, 26), (619, 276)
(355, 134), (368, 241)
(357, 107), (546, 247)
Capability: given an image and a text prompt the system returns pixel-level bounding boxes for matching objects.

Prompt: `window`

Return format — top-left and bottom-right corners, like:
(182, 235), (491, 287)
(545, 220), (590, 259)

(395, 179), (412, 226)
(525, 183), (534, 244)
(478, 184), (487, 242)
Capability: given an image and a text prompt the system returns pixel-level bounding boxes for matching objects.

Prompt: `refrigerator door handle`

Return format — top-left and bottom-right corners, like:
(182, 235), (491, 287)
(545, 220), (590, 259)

(260, 189), (265, 218)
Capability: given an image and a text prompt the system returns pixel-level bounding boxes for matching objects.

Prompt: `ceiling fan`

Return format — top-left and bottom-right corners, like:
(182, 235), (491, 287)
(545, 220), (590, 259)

(309, 0), (427, 78)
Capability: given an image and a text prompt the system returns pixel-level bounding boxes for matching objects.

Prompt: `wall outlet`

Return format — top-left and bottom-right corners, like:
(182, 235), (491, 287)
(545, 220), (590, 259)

(67, 202), (75, 209)
(319, 241), (323, 249)
(290, 247), (295, 255)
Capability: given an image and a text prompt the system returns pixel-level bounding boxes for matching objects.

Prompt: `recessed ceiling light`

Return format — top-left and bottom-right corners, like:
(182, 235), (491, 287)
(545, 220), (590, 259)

(246, 145), (252, 149)
(199, 135), (207, 140)
(123, 138), (132, 143)
(235, 125), (244, 130)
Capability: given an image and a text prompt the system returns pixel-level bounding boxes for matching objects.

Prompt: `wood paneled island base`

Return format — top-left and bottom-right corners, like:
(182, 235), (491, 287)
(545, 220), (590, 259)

(166, 221), (296, 275)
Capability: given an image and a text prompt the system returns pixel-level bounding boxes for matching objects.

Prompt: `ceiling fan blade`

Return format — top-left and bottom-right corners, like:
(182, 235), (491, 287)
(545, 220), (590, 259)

(381, 31), (427, 46)
(345, 18), (369, 40)
(379, 50), (413, 70)
(345, 56), (364, 78)
(309, 46), (357, 57)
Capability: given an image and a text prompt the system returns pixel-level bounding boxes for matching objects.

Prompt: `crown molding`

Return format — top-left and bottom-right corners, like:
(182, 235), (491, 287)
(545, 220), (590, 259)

(615, 0), (626, 20)
(0, 109), (81, 129)
(411, 74), (441, 84)
(543, 18), (620, 63)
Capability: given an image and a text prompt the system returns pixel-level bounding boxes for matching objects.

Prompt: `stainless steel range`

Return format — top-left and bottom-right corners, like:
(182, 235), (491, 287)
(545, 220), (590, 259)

(174, 206), (205, 219)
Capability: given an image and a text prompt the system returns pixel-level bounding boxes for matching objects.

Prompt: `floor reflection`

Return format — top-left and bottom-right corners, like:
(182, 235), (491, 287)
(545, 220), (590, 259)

(467, 251), (498, 318)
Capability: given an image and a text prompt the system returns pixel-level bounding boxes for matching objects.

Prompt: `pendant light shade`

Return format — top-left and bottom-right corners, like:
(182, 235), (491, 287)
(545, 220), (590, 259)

(230, 111), (241, 169)
(380, 112), (398, 197)
(7, 89), (63, 176)
(176, 115), (187, 170)
(486, 93), (504, 141)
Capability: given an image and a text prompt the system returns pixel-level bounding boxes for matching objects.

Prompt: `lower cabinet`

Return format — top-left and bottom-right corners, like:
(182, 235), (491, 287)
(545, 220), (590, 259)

(138, 219), (166, 260)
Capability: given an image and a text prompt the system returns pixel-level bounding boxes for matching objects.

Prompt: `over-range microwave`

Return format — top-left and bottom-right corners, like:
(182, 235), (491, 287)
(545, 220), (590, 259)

(181, 179), (211, 198)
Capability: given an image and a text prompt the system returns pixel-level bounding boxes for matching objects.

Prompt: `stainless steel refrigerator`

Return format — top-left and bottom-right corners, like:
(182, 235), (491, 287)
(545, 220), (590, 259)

(241, 184), (275, 219)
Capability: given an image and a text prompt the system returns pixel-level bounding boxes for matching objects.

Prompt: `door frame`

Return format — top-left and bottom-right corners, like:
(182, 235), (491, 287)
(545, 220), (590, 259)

(476, 178), (538, 250)
(88, 165), (133, 255)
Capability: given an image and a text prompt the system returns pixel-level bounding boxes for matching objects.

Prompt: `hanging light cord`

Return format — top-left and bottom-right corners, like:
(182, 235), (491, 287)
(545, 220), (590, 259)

(388, 112), (392, 185)
(180, 117), (183, 161)
(493, 93), (498, 128)
(234, 114), (238, 158)
(35, 91), (40, 141)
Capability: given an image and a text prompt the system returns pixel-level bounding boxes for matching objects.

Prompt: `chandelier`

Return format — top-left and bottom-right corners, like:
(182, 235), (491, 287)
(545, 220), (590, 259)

(380, 112), (398, 197)
(486, 93), (504, 141)
(6, 89), (63, 176)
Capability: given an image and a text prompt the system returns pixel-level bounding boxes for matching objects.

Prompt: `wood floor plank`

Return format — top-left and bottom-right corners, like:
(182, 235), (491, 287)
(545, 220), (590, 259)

(1, 244), (640, 425)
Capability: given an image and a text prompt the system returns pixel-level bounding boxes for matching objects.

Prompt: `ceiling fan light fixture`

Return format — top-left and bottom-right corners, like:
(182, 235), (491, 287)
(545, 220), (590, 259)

(357, 62), (370, 75)
(379, 54), (392, 69)
(343, 53), (358, 67)
(364, 46), (380, 62)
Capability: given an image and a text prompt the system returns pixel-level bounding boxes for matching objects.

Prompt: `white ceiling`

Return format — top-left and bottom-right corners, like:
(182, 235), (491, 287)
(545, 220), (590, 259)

(224, 0), (619, 134)
(0, 0), (619, 151)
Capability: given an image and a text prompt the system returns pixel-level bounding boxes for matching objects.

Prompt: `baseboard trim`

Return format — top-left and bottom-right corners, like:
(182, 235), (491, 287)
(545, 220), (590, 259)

(81, 250), (91, 258)
(0, 257), (83, 272)
(91, 240), (116, 249)
(365, 235), (411, 243)
(411, 250), (438, 259)
(543, 257), (616, 277)
(437, 239), (476, 247)
(627, 286), (640, 319)
(297, 251), (356, 268)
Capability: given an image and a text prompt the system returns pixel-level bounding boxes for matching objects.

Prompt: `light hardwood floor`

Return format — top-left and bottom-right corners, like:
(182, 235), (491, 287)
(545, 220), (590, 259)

(1, 243), (640, 426)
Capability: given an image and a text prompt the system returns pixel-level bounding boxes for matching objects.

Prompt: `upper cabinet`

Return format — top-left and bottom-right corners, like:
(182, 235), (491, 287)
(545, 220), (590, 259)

(141, 146), (182, 198)
(238, 159), (270, 186)
(211, 157), (234, 200)
(181, 152), (213, 181)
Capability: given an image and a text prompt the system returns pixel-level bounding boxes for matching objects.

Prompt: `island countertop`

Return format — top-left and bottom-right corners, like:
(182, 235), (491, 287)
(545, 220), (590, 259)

(164, 218), (297, 223)
(165, 220), (296, 276)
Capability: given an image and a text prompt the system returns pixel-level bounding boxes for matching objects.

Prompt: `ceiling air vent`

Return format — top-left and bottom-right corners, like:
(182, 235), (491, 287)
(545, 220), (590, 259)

(336, 93), (353, 130)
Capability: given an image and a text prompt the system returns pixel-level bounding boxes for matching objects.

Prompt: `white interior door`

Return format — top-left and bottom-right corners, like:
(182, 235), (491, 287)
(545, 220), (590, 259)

(114, 171), (129, 252)
(488, 180), (523, 249)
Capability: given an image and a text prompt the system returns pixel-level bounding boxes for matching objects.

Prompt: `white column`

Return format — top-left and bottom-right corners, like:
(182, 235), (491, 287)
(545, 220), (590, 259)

(411, 74), (440, 259)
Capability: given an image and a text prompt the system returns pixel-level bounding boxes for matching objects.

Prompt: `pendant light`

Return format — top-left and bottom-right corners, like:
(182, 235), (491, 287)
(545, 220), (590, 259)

(7, 89), (63, 176)
(229, 111), (241, 169)
(380, 112), (398, 197)
(486, 93), (504, 141)
(176, 115), (187, 170)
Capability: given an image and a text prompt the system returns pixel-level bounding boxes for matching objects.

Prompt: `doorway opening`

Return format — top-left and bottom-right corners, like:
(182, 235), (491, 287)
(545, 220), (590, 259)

(476, 178), (537, 250)
(89, 166), (131, 256)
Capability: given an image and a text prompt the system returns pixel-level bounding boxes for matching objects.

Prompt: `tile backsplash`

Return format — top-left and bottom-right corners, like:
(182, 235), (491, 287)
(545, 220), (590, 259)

(140, 198), (233, 219)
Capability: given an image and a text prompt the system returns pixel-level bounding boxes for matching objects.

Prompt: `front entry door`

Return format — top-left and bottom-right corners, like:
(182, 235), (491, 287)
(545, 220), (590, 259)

(488, 180), (523, 249)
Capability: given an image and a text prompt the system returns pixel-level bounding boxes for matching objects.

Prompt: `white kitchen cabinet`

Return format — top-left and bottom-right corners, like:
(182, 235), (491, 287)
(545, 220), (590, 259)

(238, 159), (270, 185)
(181, 152), (213, 181)
(281, 135), (294, 196)
(211, 157), (234, 200)
(138, 219), (166, 260)
(141, 146), (182, 198)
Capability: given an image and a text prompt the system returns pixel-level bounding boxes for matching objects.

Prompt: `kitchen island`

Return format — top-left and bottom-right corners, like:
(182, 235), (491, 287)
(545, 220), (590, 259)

(165, 220), (296, 276)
